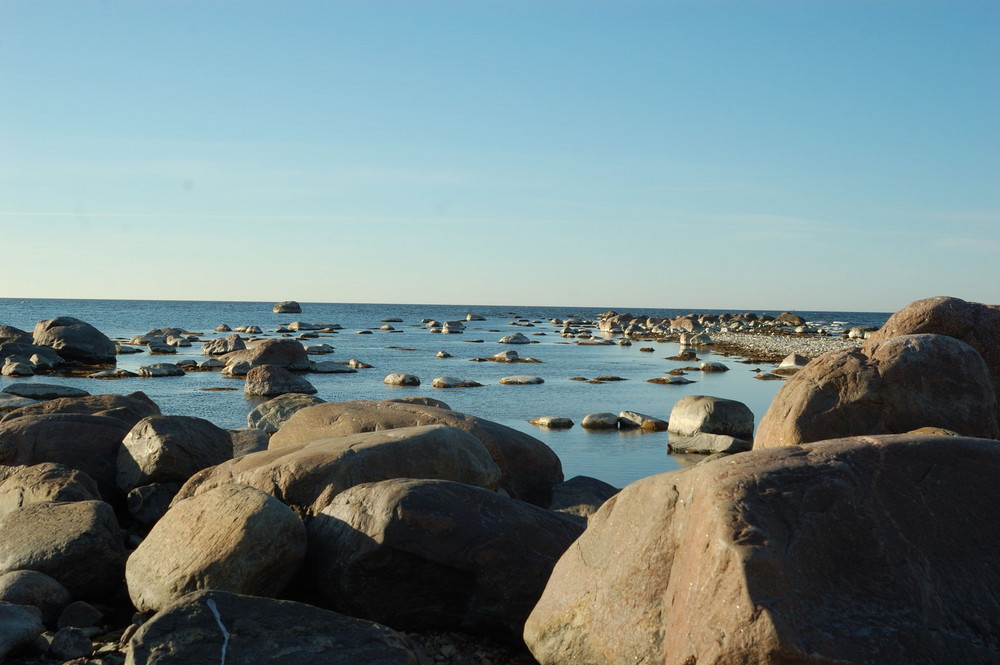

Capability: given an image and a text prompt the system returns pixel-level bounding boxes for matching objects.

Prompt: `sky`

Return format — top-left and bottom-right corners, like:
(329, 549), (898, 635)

(1, 1), (997, 312)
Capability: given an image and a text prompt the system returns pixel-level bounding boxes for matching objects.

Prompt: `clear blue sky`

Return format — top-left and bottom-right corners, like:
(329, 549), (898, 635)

(2, 1), (997, 312)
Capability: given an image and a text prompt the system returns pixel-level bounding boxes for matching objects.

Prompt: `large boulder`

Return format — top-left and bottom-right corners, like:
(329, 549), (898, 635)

(0, 325), (32, 345)
(304, 478), (584, 643)
(0, 414), (132, 500)
(1, 391), (160, 428)
(0, 500), (125, 600)
(269, 401), (563, 507)
(244, 365), (317, 397)
(126, 484), (307, 613)
(273, 300), (302, 313)
(125, 590), (419, 665)
(525, 434), (1000, 665)
(246, 393), (325, 434)
(667, 395), (754, 440)
(0, 462), (102, 519)
(32, 316), (116, 364)
(222, 339), (311, 373)
(116, 415), (235, 493)
(864, 296), (1000, 395)
(756, 334), (999, 448)
(174, 424), (501, 519)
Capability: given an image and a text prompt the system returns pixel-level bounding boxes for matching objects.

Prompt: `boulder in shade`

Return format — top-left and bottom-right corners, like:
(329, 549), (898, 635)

(0, 462), (102, 519)
(0, 570), (72, 626)
(0, 602), (45, 662)
(0, 500), (125, 600)
(126, 484), (307, 613)
(305, 478), (584, 643)
(125, 589), (418, 665)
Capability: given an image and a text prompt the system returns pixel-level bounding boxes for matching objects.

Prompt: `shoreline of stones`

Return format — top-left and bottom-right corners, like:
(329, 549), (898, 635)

(5, 297), (999, 664)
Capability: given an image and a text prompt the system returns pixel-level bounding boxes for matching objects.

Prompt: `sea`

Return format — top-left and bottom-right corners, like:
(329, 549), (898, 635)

(0, 298), (890, 489)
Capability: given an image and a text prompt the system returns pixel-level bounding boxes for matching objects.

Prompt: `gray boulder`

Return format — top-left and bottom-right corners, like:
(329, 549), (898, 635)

(223, 339), (311, 373)
(383, 373), (420, 386)
(32, 316), (116, 364)
(117, 415), (235, 493)
(125, 590), (419, 665)
(2, 383), (89, 400)
(201, 333), (246, 356)
(305, 478), (585, 643)
(273, 300), (302, 313)
(0, 602), (45, 662)
(548, 476), (619, 519)
(0, 570), (72, 626)
(0, 500), (125, 600)
(667, 395), (754, 440)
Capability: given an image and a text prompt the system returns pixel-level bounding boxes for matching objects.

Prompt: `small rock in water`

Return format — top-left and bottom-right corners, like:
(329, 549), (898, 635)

(384, 373), (420, 386)
(529, 416), (574, 429)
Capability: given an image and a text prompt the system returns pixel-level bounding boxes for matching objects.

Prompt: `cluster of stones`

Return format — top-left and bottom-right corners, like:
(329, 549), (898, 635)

(524, 296), (1000, 664)
(5, 296), (1000, 664)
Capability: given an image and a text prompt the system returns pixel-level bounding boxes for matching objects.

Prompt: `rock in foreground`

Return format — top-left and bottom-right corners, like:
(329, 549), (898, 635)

(525, 434), (1000, 665)
(125, 589), (418, 665)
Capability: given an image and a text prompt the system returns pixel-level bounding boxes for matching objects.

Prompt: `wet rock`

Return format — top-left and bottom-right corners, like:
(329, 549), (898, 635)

(581, 413), (619, 430)
(529, 416), (574, 429)
(431, 376), (483, 388)
(499, 375), (543, 385)
(617, 411), (668, 431)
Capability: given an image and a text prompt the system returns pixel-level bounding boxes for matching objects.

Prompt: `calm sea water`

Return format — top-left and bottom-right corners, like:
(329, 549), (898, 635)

(0, 298), (889, 488)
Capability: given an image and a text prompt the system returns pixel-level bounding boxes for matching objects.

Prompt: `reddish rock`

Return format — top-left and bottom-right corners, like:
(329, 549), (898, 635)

(525, 434), (1000, 665)
(864, 296), (1000, 395)
(755, 334), (999, 448)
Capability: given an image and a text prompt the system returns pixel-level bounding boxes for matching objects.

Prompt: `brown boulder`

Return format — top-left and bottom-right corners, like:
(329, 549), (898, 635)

(125, 484), (307, 613)
(222, 338), (311, 372)
(244, 364), (317, 397)
(125, 589), (419, 665)
(270, 400), (563, 506)
(864, 296), (1000, 395)
(525, 434), (1000, 665)
(755, 334), (999, 448)
(304, 478), (584, 643)
(0, 414), (131, 500)
(174, 424), (501, 518)
(116, 415), (235, 493)
(1, 392), (160, 428)
(0, 462), (101, 519)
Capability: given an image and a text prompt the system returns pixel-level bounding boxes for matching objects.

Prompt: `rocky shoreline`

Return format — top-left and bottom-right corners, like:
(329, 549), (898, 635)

(1, 297), (999, 664)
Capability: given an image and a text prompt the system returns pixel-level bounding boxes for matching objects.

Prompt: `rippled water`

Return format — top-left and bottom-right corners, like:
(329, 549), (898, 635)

(0, 298), (889, 488)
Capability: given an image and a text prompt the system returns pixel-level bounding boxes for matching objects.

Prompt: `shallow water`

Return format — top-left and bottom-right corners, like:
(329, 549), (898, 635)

(0, 298), (889, 488)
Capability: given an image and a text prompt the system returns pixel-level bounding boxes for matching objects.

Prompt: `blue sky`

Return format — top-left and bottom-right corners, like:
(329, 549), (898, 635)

(2, 1), (997, 312)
